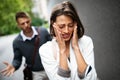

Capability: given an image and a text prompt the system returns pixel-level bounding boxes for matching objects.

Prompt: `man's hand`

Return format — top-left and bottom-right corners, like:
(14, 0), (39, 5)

(0, 62), (15, 76)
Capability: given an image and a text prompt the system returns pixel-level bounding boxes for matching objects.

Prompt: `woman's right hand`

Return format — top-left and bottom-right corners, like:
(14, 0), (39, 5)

(53, 23), (66, 53)
(53, 23), (69, 71)
(0, 62), (15, 76)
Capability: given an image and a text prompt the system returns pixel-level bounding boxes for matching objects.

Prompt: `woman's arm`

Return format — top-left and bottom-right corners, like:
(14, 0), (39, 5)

(71, 26), (87, 78)
(39, 42), (70, 80)
(72, 26), (97, 79)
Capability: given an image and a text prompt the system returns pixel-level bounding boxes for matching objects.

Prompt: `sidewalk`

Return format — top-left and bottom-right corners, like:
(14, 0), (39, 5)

(0, 34), (25, 80)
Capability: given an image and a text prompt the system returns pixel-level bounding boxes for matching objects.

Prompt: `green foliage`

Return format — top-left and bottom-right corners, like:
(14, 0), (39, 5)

(31, 17), (44, 26)
(31, 17), (49, 29)
(42, 21), (49, 29)
(0, 0), (33, 36)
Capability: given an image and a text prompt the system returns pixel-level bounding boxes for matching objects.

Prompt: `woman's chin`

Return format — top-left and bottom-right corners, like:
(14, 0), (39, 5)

(63, 38), (71, 42)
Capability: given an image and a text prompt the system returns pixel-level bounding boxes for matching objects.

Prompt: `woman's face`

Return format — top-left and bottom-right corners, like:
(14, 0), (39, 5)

(54, 15), (75, 41)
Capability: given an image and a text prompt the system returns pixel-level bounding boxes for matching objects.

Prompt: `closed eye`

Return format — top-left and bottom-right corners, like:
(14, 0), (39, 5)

(58, 24), (65, 29)
(68, 23), (74, 28)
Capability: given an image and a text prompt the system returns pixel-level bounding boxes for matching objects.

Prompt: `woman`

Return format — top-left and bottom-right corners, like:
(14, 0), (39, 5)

(39, 1), (97, 80)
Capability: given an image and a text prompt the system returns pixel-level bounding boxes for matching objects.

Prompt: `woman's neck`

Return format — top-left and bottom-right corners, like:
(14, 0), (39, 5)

(65, 40), (70, 58)
(65, 40), (70, 47)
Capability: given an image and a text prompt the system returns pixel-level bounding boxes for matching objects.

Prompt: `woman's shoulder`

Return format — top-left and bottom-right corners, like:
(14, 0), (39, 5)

(80, 35), (92, 42)
(78, 35), (93, 47)
(40, 40), (52, 50)
(39, 39), (56, 58)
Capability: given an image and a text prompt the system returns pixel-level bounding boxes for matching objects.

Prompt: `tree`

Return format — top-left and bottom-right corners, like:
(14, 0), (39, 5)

(0, 0), (33, 36)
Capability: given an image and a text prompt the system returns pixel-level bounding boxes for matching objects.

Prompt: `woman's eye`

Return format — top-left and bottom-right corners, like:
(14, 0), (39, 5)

(68, 24), (74, 27)
(58, 24), (64, 29)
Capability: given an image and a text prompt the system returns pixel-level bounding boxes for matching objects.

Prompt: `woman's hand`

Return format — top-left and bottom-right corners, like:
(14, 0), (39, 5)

(72, 24), (79, 50)
(0, 62), (15, 76)
(53, 23), (69, 70)
(53, 23), (66, 53)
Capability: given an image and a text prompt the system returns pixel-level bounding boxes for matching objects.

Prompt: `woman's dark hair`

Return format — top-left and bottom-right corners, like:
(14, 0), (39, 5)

(50, 1), (84, 38)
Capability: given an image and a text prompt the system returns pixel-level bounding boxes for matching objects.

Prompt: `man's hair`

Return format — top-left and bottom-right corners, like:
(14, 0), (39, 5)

(15, 12), (30, 22)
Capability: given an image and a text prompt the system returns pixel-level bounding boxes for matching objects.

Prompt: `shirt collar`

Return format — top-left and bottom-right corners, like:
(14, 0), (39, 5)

(20, 26), (38, 41)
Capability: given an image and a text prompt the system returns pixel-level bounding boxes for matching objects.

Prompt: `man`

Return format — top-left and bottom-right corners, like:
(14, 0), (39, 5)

(1, 12), (51, 80)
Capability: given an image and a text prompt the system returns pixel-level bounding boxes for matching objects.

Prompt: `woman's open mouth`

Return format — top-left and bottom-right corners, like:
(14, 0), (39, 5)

(62, 34), (70, 39)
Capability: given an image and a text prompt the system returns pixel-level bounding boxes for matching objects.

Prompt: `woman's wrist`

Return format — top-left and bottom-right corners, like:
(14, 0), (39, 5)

(57, 66), (71, 77)
(72, 42), (79, 49)
(59, 52), (69, 70)
(60, 50), (66, 54)
(73, 46), (80, 52)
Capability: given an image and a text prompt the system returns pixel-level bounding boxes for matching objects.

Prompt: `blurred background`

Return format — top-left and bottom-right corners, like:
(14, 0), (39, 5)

(0, 0), (120, 80)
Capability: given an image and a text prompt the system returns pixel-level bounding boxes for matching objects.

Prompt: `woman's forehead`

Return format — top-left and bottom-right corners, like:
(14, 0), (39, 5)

(56, 15), (73, 22)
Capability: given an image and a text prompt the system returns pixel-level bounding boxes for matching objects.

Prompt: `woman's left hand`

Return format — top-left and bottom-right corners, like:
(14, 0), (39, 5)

(72, 24), (79, 49)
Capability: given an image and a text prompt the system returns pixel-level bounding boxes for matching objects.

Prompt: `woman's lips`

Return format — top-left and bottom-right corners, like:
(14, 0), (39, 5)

(62, 34), (70, 39)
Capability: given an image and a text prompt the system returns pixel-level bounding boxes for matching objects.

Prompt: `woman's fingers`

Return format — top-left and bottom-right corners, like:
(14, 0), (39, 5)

(74, 26), (77, 37)
(72, 24), (79, 49)
(53, 23), (58, 36)
(53, 23), (66, 50)
(72, 25), (77, 40)
(53, 23), (62, 41)
(73, 23), (77, 36)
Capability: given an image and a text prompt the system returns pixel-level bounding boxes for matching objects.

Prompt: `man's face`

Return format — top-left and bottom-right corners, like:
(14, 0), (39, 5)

(17, 17), (31, 33)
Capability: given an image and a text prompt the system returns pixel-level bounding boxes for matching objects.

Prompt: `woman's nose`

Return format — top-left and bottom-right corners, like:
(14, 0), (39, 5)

(64, 27), (69, 33)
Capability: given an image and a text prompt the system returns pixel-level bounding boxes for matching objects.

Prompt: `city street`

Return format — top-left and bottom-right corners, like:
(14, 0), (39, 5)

(0, 34), (25, 80)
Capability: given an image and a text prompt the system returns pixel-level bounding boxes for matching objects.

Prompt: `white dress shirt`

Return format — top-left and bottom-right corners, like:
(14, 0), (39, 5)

(39, 35), (97, 80)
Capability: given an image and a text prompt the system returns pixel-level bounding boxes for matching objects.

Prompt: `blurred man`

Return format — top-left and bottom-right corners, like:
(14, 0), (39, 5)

(1, 11), (51, 80)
